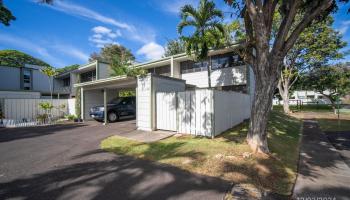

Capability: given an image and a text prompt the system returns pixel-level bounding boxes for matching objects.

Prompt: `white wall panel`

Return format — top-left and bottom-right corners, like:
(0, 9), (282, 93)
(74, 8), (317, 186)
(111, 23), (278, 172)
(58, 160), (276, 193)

(181, 66), (247, 88)
(213, 90), (251, 136)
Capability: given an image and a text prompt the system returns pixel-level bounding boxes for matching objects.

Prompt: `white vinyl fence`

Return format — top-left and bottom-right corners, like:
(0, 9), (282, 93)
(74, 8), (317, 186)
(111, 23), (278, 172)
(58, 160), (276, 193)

(213, 90), (251, 135)
(3, 98), (68, 120)
(0, 98), (76, 127)
(156, 89), (251, 137)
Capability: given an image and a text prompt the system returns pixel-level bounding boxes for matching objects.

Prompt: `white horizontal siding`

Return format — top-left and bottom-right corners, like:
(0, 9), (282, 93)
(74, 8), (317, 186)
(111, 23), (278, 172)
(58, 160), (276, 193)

(181, 65), (247, 88)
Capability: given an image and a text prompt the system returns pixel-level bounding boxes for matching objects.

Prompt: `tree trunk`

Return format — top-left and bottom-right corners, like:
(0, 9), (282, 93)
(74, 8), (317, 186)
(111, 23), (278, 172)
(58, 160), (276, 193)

(278, 80), (291, 114)
(207, 62), (211, 88)
(247, 72), (278, 154)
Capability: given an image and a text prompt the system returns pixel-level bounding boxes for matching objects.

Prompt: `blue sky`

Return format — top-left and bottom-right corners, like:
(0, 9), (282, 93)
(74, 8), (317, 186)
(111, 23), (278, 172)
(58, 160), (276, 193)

(0, 0), (349, 68)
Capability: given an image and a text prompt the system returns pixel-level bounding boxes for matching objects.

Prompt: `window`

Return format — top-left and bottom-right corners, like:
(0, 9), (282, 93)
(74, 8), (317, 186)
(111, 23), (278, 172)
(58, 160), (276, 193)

(23, 69), (32, 90)
(147, 65), (171, 76)
(220, 85), (247, 93)
(80, 70), (96, 83)
(63, 77), (70, 87)
(180, 53), (244, 74)
(180, 60), (209, 74)
(211, 53), (244, 70)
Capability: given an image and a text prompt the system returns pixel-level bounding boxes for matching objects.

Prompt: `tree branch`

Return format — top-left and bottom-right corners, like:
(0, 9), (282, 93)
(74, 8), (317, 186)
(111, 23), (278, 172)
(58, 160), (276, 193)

(263, 0), (278, 41)
(272, 0), (299, 54)
(283, 0), (333, 54)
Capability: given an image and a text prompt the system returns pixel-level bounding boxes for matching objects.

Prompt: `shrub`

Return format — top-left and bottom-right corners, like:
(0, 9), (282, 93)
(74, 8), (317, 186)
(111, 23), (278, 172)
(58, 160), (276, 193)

(65, 114), (76, 121)
(37, 114), (49, 123)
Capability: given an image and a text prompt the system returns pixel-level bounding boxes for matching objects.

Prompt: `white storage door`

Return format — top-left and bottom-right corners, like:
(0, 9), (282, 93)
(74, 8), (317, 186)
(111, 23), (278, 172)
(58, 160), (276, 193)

(156, 92), (177, 131)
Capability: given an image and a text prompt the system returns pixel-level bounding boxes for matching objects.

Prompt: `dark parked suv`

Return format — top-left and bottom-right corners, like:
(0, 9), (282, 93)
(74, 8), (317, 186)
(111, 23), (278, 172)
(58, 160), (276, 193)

(89, 96), (136, 122)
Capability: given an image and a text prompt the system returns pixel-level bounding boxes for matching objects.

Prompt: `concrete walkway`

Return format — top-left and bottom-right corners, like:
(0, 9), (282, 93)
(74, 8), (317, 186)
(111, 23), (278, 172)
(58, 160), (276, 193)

(293, 120), (350, 200)
(115, 129), (175, 143)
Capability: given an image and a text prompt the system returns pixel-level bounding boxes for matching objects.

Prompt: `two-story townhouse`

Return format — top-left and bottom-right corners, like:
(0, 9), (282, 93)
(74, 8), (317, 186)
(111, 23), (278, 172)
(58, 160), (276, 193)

(0, 63), (81, 99)
(0, 64), (54, 99)
(74, 45), (255, 137)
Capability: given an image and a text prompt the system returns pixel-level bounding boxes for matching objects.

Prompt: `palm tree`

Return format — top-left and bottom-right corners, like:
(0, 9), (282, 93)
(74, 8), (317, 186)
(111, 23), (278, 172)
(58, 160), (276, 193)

(41, 67), (57, 100)
(177, 0), (224, 88)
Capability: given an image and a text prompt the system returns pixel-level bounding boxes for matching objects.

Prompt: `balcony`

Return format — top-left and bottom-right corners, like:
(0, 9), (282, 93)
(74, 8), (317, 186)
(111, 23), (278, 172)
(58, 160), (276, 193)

(54, 86), (71, 94)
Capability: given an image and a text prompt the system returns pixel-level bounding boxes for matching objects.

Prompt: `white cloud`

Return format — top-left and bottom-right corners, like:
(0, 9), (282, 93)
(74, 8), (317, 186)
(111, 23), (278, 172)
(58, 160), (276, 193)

(0, 33), (66, 67)
(160, 0), (198, 14)
(339, 20), (350, 35)
(92, 26), (112, 34)
(52, 44), (89, 62)
(44, 1), (154, 44)
(89, 26), (121, 48)
(137, 42), (165, 60)
(51, 1), (131, 30)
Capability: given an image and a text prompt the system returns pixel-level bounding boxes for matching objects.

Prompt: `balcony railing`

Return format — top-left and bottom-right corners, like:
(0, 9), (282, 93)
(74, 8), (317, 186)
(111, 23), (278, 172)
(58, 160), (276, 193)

(54, 86), (71, 94)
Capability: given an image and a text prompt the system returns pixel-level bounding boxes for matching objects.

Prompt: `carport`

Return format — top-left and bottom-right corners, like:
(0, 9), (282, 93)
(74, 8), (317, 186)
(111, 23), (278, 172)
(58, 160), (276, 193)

(74, 75), (137, 125)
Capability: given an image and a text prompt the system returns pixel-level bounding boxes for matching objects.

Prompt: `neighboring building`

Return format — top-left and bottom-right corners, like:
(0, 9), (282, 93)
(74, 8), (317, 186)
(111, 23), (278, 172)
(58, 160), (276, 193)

(0, 64), (77, 99)
(273, 90), (332, 105)
(74, 45), (255, 137)
(0, 64), (52, 99)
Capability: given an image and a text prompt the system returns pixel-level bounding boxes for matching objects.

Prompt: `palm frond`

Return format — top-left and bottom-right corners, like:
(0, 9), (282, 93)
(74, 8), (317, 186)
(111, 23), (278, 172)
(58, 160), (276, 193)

(180, 5), (198, 20)
(177, 20), (197, 34)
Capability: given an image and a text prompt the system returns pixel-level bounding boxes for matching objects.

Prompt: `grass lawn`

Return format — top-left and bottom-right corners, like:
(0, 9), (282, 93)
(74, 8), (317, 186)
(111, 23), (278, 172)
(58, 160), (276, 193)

(317, 119), (350, 132)
(287, 107), (350, 132)
(274, 104), (333, 112)
(101, 111), (301, 195)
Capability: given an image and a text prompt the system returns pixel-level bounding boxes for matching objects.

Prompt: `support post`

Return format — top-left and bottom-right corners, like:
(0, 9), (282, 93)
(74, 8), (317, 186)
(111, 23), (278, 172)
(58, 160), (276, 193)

(103, 88), (108, 125)
(81, 87), (84, 120)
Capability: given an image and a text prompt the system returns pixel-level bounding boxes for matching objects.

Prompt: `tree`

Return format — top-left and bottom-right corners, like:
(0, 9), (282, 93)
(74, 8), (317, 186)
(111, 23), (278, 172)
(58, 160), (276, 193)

(278, 16), (346, 114)
(300, 65), (350, 112)
(56, 64), (80, 74)
(0, 0), (55, 26)
(224, 0), (347, 153)
(40, 67), (58, 101)
(163, 39), (186, 57)
(178, 0), (225, 88)
(0, 0), (15, 26)
(89, 44), (135, 76)
(0, 50), (51, 67)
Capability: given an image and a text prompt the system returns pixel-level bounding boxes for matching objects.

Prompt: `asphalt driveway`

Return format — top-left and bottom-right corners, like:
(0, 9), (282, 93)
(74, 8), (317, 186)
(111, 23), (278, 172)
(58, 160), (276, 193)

(0, 120), (229, 200)
(326, 131), (350, 168)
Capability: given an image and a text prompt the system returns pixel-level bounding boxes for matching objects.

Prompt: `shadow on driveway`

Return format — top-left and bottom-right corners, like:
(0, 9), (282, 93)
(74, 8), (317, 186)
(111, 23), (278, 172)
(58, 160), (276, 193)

(0, 123), (87, 143)
(0, 152), (230, 200)
(0, 120), (230, 200)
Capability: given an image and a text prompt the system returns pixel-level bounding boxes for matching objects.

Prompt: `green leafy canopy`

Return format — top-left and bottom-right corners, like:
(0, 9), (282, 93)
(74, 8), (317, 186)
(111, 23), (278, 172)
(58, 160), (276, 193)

(0, 49), (51, 68)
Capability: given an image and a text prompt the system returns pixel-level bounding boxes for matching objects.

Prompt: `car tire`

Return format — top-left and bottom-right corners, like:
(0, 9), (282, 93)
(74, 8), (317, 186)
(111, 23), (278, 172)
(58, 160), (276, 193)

(107, 111), (118, 122)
